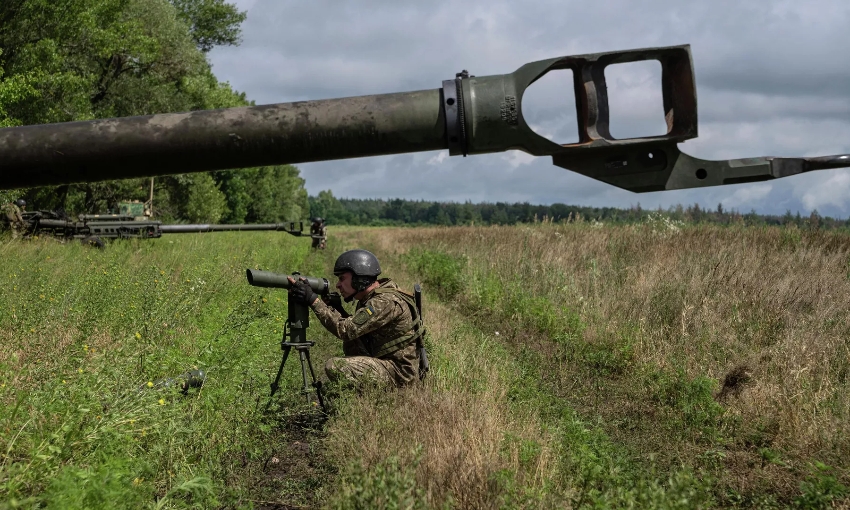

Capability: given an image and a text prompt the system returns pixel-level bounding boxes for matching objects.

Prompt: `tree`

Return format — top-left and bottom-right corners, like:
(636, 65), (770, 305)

(184, 172), (227, 222)
(170, 0), (247, 52)
(0, 0), (249, 214)
(243, 165), (308, 223)
(310, 190), (343, 222)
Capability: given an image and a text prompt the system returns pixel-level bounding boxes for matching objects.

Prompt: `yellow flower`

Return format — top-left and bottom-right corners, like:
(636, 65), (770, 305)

(262, 297), (267, 303)
(78, 368), (83, 374)
(39, 294), (45, 299)
(160, 271), (165, 275)
(158, 398), (165, 405)
(83, 344), (89, 351)
(132, 477), (142, 486)
(29, 328), (34, 333)
(62, 380), (66, 384)
(135, 332), (141, 340)
(146, 381), (154, 388)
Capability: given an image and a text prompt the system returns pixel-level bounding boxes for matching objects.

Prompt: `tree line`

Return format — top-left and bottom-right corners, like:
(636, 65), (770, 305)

(0, 0), (308, 223)
(308, 190), (847, 230)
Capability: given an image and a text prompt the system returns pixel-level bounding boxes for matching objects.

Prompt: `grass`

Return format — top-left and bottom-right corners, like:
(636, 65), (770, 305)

(374, 220), (850, 507)
(0, 232), (338, 508)
(2, 219), (850, 508)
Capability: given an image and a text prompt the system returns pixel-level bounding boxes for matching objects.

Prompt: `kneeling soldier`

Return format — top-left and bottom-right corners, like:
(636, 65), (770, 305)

(287, 249), (423, 388)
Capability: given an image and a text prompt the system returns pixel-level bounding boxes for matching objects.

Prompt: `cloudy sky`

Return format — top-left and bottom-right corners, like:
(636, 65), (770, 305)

(208, 0), (850, 217)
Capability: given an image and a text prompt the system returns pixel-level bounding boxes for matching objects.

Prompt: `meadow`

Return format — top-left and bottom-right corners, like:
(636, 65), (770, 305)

(1, 219), (849, 509)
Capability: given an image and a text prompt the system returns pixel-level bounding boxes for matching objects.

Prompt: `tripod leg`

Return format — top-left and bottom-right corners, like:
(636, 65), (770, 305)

(298, 349), (312, 405)
(302, 348), (325, 410)
(269, 345), (292, 398)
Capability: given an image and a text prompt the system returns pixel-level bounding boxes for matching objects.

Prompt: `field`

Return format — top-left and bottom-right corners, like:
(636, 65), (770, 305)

(1, 220), (849, 509)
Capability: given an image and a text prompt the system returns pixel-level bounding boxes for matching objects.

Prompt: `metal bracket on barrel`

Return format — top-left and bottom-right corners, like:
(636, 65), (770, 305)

(442, 70), (471, 157)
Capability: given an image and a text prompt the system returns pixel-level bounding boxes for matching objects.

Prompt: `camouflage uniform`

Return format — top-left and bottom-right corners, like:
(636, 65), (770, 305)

(310, 278), (420, 387)
(310, 223), (327, 249)
(1, 202), (25, 238)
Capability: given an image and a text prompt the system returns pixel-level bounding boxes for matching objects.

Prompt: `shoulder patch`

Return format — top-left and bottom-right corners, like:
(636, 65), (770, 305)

(353, 307), (373, 325)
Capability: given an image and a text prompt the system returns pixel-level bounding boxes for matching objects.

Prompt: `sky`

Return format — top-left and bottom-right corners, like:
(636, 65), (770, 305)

(207, 0), (850, 217)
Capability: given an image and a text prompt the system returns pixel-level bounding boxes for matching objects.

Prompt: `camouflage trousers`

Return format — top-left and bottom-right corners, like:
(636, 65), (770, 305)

(324, 356), (397, 387)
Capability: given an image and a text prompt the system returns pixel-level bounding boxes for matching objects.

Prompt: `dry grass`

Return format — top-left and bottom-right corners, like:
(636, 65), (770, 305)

(321, 246), (566, 508)
(350, 221), (850, 504)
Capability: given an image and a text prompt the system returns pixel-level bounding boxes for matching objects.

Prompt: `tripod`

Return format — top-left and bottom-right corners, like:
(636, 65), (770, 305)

(268, 292), (325, 410)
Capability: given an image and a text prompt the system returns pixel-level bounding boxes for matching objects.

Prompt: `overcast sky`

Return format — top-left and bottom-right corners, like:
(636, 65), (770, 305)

(208, 0), (850, 217)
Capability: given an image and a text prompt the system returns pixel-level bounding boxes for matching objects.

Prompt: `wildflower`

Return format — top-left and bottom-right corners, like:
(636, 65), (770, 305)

(262, 297), (267, 303)
(78, 368), (83, 374)
(160, 271), (165, 275)
(83, 344), (89, 352)
(158, 398), (165, 405)
(132, 477), (142, 486)
(146, 381), (154, 388)
(29, 328), (34, 333)
(135, 332), (141, 340)
(39, 294), (44, 299)
(62, 380), (66, 384)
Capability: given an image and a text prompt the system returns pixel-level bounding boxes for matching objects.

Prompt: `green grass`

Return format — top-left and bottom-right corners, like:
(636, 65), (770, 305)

(0, 232), (337, 508)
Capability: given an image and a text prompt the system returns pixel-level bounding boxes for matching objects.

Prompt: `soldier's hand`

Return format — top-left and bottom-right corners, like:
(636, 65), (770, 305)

(322, 292), (342, 307)
(288, 277), (318, 306)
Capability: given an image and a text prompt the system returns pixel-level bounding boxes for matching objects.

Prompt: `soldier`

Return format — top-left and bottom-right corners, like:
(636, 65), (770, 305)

(1, 199), (27, 239)
(287, 249), (423, 388)
(310, 217), (327, 249)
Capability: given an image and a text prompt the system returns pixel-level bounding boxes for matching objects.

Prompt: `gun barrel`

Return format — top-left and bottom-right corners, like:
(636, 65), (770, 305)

(0, 90), (444, 190)
(161, 223), (301, 233)
(4, 44), (846, 194)
(246, 269), (329, 295)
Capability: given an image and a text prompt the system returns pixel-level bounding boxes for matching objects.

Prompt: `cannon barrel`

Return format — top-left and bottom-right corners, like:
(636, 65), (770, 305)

(160, 223), (302, 234)
(1, 44), (848, 194)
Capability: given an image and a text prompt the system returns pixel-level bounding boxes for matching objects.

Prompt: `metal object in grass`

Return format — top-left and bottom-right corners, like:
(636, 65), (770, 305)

(13, 211), (304, 246)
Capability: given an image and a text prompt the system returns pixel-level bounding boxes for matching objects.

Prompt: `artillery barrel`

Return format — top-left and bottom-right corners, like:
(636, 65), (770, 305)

(2, 44), (848, 194)
(160, 223), (301, 233)
(36, 219), (73, 228)
(0, 90), (444, 189)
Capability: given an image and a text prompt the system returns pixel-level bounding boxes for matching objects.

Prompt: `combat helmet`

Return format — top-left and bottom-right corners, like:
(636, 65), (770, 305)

(333, 249), (381, 292)
(14, 199), (25, 208)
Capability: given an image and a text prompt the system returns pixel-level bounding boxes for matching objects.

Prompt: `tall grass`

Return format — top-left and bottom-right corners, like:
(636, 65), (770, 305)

(368, 220), (850, 507)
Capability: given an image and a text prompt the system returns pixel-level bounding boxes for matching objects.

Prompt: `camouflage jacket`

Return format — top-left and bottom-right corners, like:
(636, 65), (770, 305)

(310, 224), (327, 237)
(1, 203), (23, 228)
(310, 278), (419, 384)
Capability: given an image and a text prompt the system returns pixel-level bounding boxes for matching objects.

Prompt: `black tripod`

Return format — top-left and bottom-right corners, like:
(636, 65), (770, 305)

(268, 291), (325, 410)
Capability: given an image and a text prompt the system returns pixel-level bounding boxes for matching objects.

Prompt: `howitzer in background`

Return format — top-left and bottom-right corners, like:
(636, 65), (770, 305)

(16, 211), (304, 247)
(246, 269), (330, 409)
(0, 44), (848, 193)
